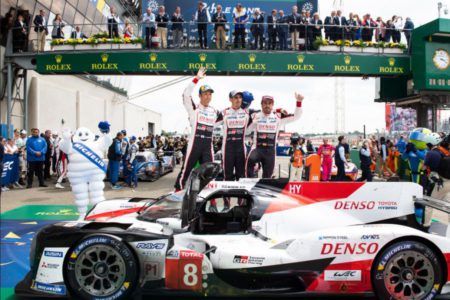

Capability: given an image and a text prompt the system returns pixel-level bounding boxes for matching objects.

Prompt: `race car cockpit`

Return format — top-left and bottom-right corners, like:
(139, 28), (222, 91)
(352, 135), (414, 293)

(181, 162), (253, 235)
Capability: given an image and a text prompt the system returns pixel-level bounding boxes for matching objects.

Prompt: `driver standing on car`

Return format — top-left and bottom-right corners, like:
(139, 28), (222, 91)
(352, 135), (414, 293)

(246, 93), (304, 178)
(175, 67), (222, 191)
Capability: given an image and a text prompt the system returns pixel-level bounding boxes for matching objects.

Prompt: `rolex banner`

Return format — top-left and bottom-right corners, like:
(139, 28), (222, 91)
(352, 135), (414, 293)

(37, 52), (410, 76)
(141, 0), (317, 48)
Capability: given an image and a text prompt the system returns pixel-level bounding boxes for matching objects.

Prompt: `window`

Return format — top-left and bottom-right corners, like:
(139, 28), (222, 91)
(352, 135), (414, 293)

(62, 3), (75, 24)
(76, 0), (88, 15)
(85, 2), (95, 23)
(148, 123), (154, 135)
(51, 0), (65, 15)
(38, 0), (53, 10)
(94, 9), (103, 27)
(74, 11), (84, 27)
(66, 0), (78, 7)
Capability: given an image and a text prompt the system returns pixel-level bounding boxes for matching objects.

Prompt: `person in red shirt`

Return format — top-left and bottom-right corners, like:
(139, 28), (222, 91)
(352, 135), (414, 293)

(317, 138), (335, 181)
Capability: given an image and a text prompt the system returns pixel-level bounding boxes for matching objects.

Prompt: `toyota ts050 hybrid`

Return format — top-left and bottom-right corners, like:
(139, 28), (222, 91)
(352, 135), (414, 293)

(16, 163), (450, 300)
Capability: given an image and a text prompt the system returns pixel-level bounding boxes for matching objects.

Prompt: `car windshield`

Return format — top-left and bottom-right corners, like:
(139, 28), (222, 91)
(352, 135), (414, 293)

(140, 193), (184, 221)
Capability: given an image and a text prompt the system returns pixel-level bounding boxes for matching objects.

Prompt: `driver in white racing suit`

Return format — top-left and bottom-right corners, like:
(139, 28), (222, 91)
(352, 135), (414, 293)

(246, 93), (304, 178)
(175, 68), (222, 191)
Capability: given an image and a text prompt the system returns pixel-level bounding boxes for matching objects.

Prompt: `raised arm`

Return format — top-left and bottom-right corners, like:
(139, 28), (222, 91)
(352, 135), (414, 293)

(280, 92), (304, 126)
(184, 68), (206, 119)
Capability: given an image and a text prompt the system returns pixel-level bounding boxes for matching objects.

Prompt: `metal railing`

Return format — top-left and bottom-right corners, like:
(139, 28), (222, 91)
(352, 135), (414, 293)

(4, 20), (412, 54)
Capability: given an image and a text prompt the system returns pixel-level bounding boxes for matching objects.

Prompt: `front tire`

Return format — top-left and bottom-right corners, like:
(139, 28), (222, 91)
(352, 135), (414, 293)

(372, 240), (444, 300)
(64, 235), (139, 300)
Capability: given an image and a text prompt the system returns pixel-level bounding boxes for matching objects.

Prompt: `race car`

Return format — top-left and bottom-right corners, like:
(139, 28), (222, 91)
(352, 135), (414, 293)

(16, 163), (450, 300)
(120, 150), (175, 182)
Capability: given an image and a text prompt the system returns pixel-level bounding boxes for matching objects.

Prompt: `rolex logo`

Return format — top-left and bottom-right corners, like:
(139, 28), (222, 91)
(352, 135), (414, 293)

(388, 58), (395, 66)
(150, 53), (157, 62)
(344, 56), (351, 65)
(101, 53), (109, 63)
(55, 55), (62, 64)
(297, 55), (305, 64)
(248, 53), (256, 63)
(199, 53), (207, 62)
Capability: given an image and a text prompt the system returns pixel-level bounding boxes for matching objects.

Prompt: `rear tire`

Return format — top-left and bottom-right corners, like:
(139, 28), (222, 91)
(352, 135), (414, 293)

(372, 240), (444, 300)
(64, 235), (139, 300)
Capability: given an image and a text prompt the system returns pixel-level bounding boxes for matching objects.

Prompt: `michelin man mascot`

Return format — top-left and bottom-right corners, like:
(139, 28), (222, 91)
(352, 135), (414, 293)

(59, 121), (112, 220)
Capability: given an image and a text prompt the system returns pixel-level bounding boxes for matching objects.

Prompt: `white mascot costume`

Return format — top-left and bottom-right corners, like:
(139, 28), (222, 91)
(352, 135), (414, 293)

(59, 122), (112, 220)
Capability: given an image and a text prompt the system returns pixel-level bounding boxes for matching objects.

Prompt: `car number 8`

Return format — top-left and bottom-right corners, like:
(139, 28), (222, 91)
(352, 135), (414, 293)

(183, 263), (198, 286)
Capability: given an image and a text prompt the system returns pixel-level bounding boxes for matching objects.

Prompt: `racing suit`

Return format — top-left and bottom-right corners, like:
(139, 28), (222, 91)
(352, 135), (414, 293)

(246, 102), (302, 178)
(318, 144), (335, 181)
(219, 107), (251, 181)
(175, 78), (222, 190)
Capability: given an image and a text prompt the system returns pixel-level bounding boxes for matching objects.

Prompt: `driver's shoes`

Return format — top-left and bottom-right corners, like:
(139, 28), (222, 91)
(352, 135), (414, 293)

(209, 205), (219, 213)
(221, 205), (230, 212)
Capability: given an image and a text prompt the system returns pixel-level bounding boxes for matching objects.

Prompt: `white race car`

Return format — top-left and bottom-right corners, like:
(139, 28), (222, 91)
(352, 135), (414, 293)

(16, 163), (450, 300)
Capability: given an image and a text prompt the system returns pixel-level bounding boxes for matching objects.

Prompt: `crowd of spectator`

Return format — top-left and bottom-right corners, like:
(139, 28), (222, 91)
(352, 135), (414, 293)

(1, 2), (415, 53)
(0, 128), (190, 192)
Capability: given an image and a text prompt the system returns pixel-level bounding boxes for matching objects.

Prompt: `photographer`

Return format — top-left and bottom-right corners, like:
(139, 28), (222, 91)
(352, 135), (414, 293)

(288, 134), (305, 182)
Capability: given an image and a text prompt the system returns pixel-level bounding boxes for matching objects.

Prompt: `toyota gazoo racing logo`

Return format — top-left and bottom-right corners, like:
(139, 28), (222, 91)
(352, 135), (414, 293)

(136, 242), (165, 250)
(324, 270), (362, 281)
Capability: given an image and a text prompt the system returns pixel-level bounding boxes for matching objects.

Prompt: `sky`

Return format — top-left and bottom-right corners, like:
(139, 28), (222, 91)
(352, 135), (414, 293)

(125, 0), (448, 135)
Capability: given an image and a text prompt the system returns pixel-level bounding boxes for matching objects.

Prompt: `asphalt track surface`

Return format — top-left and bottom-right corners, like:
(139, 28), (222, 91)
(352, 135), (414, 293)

(1, 160), (448, 300)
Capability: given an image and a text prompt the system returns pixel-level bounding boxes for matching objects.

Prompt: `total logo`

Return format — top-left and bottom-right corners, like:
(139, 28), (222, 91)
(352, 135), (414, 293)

(321, 242), (379, 255)
(136, 243), (165, 250)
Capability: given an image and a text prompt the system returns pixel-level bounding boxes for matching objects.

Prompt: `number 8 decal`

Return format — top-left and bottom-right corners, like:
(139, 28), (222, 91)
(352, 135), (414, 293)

(183, 263), (198, 286)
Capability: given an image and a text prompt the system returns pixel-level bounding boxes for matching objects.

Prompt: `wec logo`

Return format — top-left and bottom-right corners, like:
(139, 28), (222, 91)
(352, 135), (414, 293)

(136, 243), (165, 250)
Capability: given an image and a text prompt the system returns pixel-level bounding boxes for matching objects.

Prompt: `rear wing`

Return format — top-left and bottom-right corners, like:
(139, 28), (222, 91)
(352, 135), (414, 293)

(414, 196), (450, 215)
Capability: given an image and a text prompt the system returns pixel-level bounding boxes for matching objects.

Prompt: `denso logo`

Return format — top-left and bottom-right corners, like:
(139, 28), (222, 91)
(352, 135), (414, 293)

(136, 243), (165, 250)
(334, 201), (376, 210)
(321, 242), (379, 255)
(44, 251), (63, 257)
(198, 114), (216, 124)
(257, 124), (277, 132)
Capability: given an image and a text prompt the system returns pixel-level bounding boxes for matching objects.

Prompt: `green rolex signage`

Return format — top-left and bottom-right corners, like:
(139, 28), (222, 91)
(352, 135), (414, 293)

(36, 51), (410, 76)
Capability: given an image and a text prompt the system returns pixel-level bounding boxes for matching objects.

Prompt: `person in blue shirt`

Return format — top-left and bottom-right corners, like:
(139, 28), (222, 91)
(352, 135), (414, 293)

(395, 135), (406, 154)
(107, 132), (123, 189)
(26, 128), (48, 188)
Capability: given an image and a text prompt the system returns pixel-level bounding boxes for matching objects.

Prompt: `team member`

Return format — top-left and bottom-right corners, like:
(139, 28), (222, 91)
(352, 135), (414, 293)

(55, 149), (68, 189)
(175, 68), (222, 190)
(334, 135), (348, 181)
(246, 93), (304, 178)
(357, 139), (373, 182)
(317, 139), (334, 181)
(127, 136), (139, 188)
(289, 135), (304, 182)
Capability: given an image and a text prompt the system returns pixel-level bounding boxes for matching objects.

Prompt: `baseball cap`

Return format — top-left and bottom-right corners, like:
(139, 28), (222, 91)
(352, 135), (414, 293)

(121, 129), (127, 134)
(229, 90), (243, 98)
(130, 136), (137, 141)
(20, 129), (27, 134)
(261, 95), (274, 103)
(199, 85), (214, 94)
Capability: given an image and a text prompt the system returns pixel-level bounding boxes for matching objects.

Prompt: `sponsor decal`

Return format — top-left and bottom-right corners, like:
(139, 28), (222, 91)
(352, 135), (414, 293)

(334, 201), (376, 210)
(256, 123), (277, 132)
(34, 281), (66, 295)
(287, 55), (315, 71)
(379, 58), (404, 74)
(180, 251), (203, 259)
(378, 244), (413, 270)
(139, 53), (168, 70)
(44, 251), (63, 258)
(41, 262), (60, 269)
(238, 54), (267, 71)
(167, 250), (179, 258)
(318, 236), (348, 241)
(361, 235), (380, 240)
(334, 200), (398, 210)
(91, 53), (119, 71)
(321, 242), (379, 255)
(288, 183), (302, 194)
(136, 243), (165, 250)
(36, 209), (78, 216)
(334, 56), (361, 72)
(45, 55), (72, 71)
(377, 201), (398, 210)
(324, 270), (362, 281)
(233, 255), (265, 265)
(144, 262), (160, 280)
